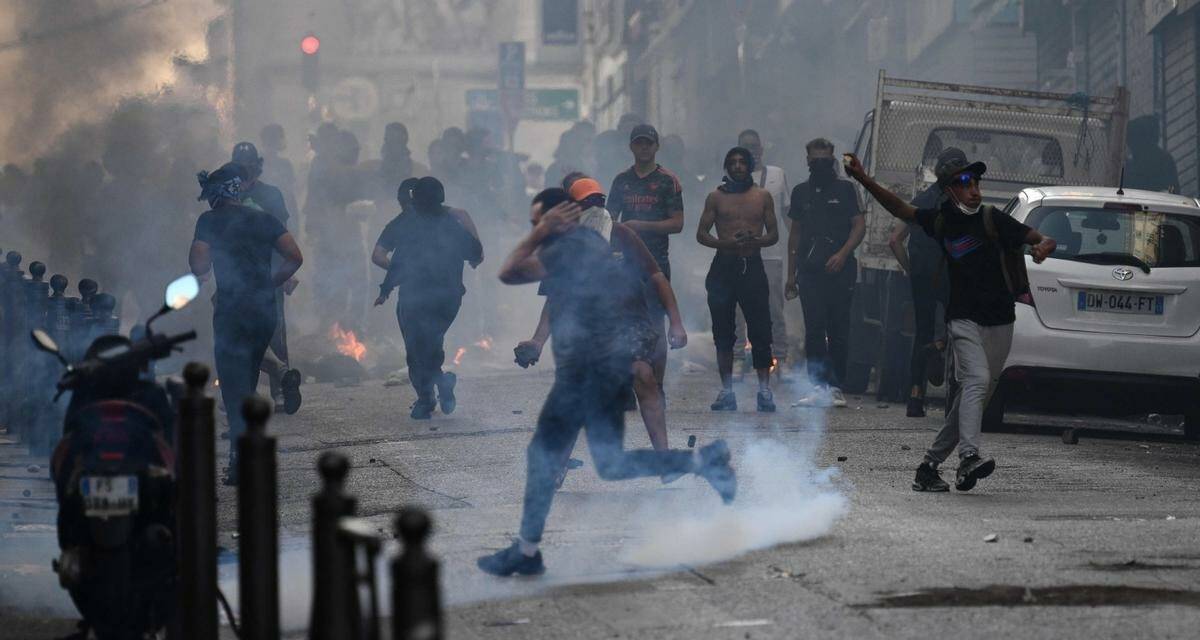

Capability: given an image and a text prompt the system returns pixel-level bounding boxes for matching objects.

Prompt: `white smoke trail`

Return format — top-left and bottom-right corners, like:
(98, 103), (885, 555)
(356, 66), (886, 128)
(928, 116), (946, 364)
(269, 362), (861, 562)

(623, 438), (847, 567)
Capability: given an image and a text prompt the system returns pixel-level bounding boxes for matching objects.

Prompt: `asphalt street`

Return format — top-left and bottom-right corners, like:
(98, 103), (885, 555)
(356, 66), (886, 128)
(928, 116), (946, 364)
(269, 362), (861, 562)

(3, 345), (1200, 639)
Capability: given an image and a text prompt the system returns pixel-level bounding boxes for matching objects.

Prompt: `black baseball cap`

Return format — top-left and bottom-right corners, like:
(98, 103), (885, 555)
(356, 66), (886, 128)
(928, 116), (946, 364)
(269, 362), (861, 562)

(934, 147), (986, 185)
(232, 142), (261, 164)
(630, 124), (659, 144)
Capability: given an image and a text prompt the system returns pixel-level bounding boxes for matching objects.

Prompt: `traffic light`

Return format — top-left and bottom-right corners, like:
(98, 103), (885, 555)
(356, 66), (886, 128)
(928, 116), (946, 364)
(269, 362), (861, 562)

(301, 33), (320, 92)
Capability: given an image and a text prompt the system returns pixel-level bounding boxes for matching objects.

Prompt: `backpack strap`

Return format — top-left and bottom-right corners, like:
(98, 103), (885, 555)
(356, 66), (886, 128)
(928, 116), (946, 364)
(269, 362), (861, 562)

(981, 205), (1017, 295)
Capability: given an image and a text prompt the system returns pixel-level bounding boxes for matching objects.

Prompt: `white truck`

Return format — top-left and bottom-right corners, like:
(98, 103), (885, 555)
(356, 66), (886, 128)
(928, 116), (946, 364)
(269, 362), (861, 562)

(844, 72), (1130, 397)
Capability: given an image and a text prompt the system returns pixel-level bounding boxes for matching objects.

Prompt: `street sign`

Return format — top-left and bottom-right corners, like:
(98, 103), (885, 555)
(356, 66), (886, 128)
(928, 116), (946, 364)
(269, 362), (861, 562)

(466, 88), (580, 121)
(498, 41), (526, 137)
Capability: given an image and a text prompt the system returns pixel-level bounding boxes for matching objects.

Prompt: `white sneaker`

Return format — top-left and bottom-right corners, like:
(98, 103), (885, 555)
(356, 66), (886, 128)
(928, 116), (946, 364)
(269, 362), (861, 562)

(792, 385), (832, 408)
(830, 387), (848, 408)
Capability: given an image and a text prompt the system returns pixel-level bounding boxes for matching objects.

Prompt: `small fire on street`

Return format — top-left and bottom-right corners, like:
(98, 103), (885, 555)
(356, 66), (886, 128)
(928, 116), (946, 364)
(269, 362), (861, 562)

(329, 322), (367, 363)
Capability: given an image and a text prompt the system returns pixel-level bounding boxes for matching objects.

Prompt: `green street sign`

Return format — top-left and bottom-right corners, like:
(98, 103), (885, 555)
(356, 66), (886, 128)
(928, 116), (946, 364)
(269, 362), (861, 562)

(467, 88), (580, 121)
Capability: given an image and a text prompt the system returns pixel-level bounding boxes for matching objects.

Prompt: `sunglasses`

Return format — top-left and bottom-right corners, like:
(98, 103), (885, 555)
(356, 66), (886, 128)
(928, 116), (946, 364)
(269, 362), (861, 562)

(951, 173), (981, 186)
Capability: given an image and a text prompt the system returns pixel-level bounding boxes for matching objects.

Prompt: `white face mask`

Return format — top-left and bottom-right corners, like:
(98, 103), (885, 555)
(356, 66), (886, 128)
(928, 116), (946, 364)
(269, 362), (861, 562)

(947, 188), (981, 215)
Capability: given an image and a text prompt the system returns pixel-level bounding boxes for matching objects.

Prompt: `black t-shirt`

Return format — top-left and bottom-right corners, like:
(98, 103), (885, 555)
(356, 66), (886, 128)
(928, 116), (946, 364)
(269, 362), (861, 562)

(907, 184), (945, 273)
(538, 227), (638, 373)
(241, 181), (290, 227)
(608, 165), (684, 276)
(789, 177), (862, 269)
(375, 207), (483, 297)
(193, 203), (287, 308)
(914, 201), (1032, 326)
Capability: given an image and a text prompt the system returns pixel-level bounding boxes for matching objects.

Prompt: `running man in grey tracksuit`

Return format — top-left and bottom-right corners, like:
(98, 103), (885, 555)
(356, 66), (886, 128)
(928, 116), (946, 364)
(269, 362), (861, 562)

(843, 150), (1057, 492)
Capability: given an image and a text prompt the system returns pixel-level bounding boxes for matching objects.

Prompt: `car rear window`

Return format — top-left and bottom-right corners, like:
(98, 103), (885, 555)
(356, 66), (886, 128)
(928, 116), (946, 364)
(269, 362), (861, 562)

(1024, 205), (1200, 268)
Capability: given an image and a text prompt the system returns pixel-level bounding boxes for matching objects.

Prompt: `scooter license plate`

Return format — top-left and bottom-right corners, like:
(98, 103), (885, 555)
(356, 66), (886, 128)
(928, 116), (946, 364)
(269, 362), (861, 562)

(80, 475), (139, 517)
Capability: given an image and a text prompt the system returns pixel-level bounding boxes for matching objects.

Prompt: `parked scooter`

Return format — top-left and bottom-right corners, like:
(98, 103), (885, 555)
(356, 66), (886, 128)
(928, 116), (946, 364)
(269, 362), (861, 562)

(31, 274), (200, 640)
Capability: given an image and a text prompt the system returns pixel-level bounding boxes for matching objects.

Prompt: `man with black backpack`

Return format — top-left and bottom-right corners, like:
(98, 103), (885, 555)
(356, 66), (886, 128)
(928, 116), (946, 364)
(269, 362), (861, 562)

(844, 152), (1056, 492)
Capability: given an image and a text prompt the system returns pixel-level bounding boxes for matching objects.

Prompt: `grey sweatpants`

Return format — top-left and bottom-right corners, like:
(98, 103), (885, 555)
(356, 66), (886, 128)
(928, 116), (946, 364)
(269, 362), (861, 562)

(925, 319), (1013, 465)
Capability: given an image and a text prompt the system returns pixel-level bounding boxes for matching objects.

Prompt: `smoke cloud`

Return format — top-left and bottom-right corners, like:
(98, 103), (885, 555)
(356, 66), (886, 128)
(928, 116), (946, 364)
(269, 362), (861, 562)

(624, 438), (846, 568)
(0, 0), (219, 163)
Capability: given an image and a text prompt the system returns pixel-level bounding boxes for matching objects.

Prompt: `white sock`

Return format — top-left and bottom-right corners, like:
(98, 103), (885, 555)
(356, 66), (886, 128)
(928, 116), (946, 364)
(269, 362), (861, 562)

(516, 537), (539, 557)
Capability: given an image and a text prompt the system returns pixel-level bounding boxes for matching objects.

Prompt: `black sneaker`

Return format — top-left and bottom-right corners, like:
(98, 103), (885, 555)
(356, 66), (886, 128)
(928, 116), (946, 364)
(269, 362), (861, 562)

(955, 455), (996, 492)
(906, 397), (926, 418)
(410, 398), (436, 420)
(696, 439), (737, 504)
(437, 372), (457, 415)
(477, 542), (545, 576)
(912, 462), (949, 492)
(281, 368), (303, 415)
(757, 390), (776, 413)
(710, 389), (737, 411)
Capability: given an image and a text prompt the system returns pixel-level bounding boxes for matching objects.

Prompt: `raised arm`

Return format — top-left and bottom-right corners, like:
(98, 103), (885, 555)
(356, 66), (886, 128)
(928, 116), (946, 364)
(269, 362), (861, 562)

(843, 154), (917, 221)
(498, 201), (581, 284)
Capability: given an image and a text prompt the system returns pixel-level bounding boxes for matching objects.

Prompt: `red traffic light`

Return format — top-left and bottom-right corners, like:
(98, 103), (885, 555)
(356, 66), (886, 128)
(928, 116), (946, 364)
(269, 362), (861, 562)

(300, 35), (320, 55)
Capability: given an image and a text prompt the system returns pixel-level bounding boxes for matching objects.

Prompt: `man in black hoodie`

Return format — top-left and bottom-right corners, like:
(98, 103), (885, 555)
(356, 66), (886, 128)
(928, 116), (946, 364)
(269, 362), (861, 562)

(372, 177), (483, 419)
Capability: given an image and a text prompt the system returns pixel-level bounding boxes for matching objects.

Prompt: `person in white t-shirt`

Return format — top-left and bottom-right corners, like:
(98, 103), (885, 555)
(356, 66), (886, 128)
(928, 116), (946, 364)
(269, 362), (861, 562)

(733, 129), (793, 378)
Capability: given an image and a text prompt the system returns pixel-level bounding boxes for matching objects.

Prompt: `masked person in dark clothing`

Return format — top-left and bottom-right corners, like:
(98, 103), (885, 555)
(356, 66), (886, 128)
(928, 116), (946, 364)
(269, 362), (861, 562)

(697, 147), (780, 413)
(232, 142), (303, 415)
(786, 139), (866, 409)
(372, 177), (482, 420)
(1125, 115), (1180, 194)
(478, 193), (736, 577)
(889, 149), (967, 417)
(189, 163), (304, 485)
(844, 153), (1056, 493)
(372, 177), (421, 304)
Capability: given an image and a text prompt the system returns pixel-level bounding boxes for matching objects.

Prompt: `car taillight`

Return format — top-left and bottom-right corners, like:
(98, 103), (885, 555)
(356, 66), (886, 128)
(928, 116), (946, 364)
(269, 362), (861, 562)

(1016, 291), (1035, 307)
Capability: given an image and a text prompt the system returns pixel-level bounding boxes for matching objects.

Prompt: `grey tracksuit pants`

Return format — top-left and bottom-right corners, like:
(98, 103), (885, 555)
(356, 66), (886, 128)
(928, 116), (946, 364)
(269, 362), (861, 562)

(925, 319), (1013, 465)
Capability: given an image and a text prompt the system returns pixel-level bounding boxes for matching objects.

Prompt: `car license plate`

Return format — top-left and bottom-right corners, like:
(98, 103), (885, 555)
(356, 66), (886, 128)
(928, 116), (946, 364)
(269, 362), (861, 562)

(80, 475), (138, 517)
(1077, 290), (1164, 315)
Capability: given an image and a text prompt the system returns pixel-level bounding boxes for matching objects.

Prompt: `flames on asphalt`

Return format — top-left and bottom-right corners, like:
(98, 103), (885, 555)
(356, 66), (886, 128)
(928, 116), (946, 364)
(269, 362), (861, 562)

(329, 322), (367, 362)
(452, 335), (494, 367)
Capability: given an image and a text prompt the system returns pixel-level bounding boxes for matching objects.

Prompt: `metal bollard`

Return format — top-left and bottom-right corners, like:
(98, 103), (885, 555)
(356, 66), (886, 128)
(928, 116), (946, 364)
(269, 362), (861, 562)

(89, 292), (119, 340)
(0, 249), (17, 429)
(309, 452), (361, 640)
(47, 275), (69, 344)
(391, 508), (443, 640)
(23, 262), (52, 455)
(4, 253), (28, 440)
(173, 363), (218, 640)
(237, 395), (279, 640)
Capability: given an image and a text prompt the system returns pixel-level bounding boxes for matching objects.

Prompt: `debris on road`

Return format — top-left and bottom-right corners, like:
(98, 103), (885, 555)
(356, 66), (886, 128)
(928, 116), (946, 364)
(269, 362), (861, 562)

(687, 435), (697, 448)
(483, 618), (530, 627)
(900, 444), (911, 451)
(383, 368), (409, 387)
(984, 534), (998, 543)
(1024, 537), (1034, 543)
(679, 360), (708, 374)
(1062, 429), (1079, 444)
(714, 619), (773, 628)
(837, 456), (848, 462)
(26, 465), (39, 473)
(767, 565), (805, 580)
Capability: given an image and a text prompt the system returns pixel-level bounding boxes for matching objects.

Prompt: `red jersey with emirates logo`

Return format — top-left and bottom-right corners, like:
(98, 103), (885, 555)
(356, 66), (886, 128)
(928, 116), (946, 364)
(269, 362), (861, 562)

(608, 165), (683, 276)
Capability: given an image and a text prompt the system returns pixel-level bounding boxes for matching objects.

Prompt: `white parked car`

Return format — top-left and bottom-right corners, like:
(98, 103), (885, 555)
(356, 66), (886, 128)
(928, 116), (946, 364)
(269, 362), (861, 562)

(987, 186), (1200, 440)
